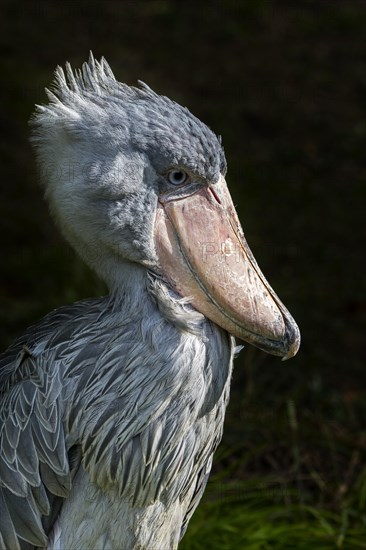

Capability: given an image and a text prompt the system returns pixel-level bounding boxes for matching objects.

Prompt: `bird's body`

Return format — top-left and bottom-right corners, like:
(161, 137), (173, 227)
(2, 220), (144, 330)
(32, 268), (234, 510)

(0, 55), (299, 549)
(1, 283), (231, 549)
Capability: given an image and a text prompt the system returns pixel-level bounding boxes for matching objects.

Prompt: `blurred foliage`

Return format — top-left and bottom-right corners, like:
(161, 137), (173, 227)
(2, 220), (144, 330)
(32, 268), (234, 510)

(1, 0), (365, 546)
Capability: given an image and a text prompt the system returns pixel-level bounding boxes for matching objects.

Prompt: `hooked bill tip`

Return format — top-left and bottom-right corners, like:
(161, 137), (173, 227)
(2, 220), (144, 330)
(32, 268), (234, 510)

(281, 322), (301, 361)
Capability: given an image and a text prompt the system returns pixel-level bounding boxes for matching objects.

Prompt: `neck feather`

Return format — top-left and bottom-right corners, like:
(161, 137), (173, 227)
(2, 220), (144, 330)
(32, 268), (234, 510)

(107, 262), (206, 338)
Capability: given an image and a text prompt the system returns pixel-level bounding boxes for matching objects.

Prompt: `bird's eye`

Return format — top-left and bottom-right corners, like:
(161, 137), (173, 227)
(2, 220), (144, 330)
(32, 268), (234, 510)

(167, 169), (189, 186)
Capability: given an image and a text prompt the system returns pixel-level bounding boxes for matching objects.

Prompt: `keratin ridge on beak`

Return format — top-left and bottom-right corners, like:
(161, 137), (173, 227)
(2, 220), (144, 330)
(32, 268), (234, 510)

(155, 177), (300, 360)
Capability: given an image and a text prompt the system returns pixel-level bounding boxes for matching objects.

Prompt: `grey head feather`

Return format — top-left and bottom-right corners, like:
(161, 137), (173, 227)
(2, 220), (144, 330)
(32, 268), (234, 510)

(31, 51), (226, 185)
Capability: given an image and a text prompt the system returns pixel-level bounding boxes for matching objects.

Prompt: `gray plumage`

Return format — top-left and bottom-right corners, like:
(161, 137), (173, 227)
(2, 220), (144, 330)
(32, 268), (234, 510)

(0, 54), (234, 549)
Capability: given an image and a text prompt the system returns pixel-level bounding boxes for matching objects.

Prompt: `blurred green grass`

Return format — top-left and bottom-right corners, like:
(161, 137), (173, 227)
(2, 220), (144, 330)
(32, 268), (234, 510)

(182, 490), (366, 549)
(181, 361), (366, 548)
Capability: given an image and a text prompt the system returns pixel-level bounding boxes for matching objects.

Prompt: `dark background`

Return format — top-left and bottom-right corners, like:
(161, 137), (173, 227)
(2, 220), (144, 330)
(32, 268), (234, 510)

(1, 0), (365, 546)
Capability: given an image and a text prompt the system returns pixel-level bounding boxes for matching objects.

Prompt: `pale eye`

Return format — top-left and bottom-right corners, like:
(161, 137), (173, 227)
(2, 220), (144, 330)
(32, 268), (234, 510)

(167, 169), (189, 186)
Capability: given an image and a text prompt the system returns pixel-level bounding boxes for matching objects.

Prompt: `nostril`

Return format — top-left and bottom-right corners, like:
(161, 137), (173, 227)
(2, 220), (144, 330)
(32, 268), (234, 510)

(209, 186), (222, 205)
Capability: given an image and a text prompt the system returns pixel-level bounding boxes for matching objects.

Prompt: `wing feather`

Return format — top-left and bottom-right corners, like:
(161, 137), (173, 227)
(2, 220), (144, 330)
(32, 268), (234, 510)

(0, 348), (70, 547)
(0, 490), (20, 550)
(5, 489), (47, 547)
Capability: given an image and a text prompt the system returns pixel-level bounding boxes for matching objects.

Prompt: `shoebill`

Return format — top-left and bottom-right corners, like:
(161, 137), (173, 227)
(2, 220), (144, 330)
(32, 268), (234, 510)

(0, 54), (300, 550)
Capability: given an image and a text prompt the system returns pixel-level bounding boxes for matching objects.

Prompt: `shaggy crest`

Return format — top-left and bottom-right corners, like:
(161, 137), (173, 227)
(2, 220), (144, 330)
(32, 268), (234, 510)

(31, 52), (227, 184)
(38, 52), (160, 112)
